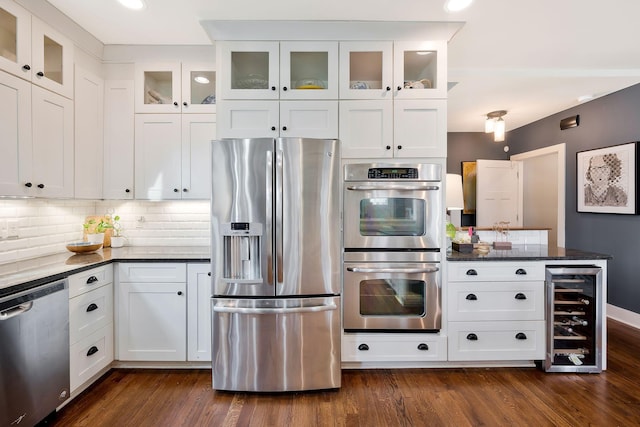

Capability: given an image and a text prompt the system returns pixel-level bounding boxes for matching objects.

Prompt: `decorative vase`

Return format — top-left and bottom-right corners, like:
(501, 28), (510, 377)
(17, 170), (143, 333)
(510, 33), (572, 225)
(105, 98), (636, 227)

(111, 236), (125, 248)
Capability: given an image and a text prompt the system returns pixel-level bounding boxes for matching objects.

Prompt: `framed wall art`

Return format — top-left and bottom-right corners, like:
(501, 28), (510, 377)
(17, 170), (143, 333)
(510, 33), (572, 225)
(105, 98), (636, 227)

(576, 141), (638, 214)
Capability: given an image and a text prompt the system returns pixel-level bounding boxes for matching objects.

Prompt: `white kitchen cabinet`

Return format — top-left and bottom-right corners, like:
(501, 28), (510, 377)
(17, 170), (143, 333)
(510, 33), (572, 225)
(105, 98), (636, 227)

(31, 85), (73, 197)
(217, 100), (337, 139)
(279, 41), (338, 100)
(393, 99), (447, 158)
(339, 100), (393, 158)
(0, 70), (73, 198)
(447, 261), (546, 362)
(103, 80), (135, 199)
(134, 113), (215, 200)
(117, 263), (187, 362)
(393, 41), (447, 100)
(342, 333), (447, 363)
(74, 66), (104, 199)
(339, 41), (394, 100)
(68, 265), (114, 394)
(135, 62), (216, 114)
(0, 1), (74, 98)
(217, 41), (280, 100)
(0, 69), (31, 197)
(187, 263), (212, 362)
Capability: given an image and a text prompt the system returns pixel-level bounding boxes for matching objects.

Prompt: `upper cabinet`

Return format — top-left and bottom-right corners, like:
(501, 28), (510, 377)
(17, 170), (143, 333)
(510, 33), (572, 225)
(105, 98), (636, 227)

(279, 41), (338, 100)
(393, 41), (447, 100)
(135, 62), (216, 113)
(339, 41), (394, 100)
(0, 1), (74, 99)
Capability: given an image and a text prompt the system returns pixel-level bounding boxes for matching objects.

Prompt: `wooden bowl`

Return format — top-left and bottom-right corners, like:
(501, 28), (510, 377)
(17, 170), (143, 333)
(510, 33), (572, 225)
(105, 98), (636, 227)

(66, 242), (103, 254)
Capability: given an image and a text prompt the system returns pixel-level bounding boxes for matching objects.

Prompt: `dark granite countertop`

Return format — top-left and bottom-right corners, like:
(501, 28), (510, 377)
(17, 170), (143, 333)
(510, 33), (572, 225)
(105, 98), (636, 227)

(447, 244), (612, 262)
(0, 246), (210, 298)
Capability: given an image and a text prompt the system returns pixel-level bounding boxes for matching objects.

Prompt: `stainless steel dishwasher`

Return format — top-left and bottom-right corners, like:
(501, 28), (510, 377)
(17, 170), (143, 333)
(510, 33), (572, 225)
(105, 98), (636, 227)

(0, 279), (70, 426)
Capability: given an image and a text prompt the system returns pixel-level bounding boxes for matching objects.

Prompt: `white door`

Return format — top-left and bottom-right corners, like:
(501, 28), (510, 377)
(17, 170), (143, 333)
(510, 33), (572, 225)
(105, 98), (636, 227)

(181, 114), (215, 199)
(339, 100), (393, 158)
(187, 264), (212, 362)
(393, 99), (447, 158)
(476, 159), (523, 227)
(217, 100), (279, 138)
(279, 100), (338, 138)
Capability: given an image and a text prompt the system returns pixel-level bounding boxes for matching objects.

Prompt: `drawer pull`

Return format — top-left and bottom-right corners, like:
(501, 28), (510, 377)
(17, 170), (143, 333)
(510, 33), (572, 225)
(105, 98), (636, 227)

(515, 268), (527, 275)
(515, 332), (528, 340)
(417, 343), (429, 351)
(86, 303), (98, 312)
(514, 293), (527, 300)
(87, 346), (99, 357)
(86, 276), (98, 284)
(466, 333), (478, 341)
(466, 269), (478, 276)
(465, 293), (478, 301)
(358, 343), (369, 351)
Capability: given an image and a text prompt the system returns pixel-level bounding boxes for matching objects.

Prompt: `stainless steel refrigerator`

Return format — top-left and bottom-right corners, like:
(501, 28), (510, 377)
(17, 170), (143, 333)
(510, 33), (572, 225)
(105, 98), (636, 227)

(210, 137), (341, 392)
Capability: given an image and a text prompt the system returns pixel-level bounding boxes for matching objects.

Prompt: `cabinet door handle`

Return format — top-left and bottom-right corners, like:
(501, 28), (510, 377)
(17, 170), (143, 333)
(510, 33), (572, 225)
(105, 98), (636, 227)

(207, 272), (212, 276)
(36, 71), (44, 77)
(514, 293), (527, 300)
(386, 86), (391, 91)
(173, 101), (179, 106)
(282, 126), (287, 131)
(271, 86), (276, 91)
(183, 188), (188, 192)
(37, 183), (45, 189)
(24, 182), (32, 188)
(183, 102), (188, 107)
(177, 291), (183, 296)
(466, 269), (478, 276)
(465, 293), (477, 301)
(358, 343), (369, 351)
(283, 86), (288, 91)
(86, 303), (98, 312)
(22, 64), (31, 71)
(386, 145), (391, 150)
(417, 343), (429, 351)
(125, 188), (131, 193)
(86, 276), (98, 284)
(515, 268), (527, 275)
(466, 333), (478, 341)
(174, 188), (179, 192)
(397, 145), (402, 150)
(396, 85), (402, 91)
(271, 126), (276, 131)
(87, 346), (99, 357)
(515, 332), (527, 340)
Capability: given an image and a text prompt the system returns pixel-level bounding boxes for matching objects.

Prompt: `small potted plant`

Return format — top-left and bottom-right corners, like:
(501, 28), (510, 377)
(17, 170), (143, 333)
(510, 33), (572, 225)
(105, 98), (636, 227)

(83, 218), (112, 245)
(110, 215), (126, 248)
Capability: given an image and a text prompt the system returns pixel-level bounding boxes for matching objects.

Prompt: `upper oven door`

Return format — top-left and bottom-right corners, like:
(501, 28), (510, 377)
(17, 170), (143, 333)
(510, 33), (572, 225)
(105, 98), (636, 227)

(344, 181), (442, 250)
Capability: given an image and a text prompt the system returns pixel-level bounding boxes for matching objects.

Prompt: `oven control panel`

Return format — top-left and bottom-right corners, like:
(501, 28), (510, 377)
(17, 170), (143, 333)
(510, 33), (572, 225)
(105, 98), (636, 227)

(367, 168), (419, 179)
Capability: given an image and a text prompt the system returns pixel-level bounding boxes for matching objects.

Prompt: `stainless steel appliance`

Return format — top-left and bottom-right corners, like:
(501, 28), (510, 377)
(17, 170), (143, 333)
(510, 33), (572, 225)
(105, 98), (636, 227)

(544, 266), (603, 373)
(210, 137), (341, 392)
(343, 163), (443, 332)
(0, 279), (70, 426)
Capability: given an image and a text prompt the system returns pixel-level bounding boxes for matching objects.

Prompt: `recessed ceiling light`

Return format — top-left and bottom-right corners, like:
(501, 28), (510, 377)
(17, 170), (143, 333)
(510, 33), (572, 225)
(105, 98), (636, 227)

(444, 0), (473, 12)
(416, 51), (433, 56)
(117, 0), (146, 11)
(194, 76), (210, 84)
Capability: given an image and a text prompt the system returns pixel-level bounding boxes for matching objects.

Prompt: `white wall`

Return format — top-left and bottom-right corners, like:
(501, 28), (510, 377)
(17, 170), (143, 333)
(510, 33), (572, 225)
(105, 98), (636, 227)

(0, 199), (210, 266)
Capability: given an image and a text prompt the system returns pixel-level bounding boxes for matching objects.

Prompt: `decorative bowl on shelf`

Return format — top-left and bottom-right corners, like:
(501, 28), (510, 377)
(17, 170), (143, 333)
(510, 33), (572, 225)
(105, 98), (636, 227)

(66, 242), (102, 254)
(295, 78), (325, 89)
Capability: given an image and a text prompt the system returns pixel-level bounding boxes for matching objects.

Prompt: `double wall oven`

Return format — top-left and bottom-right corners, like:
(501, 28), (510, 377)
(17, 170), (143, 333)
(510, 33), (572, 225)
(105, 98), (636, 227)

(343, 163), (443, 332)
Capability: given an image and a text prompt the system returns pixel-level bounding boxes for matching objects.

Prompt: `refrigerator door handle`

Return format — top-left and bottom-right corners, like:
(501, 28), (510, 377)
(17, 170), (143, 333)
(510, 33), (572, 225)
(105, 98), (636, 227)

(213, 303), (338, 315)
(266, 150), (273, 285)
(346, 266), (440, 274)
(275, 149), (284, 284)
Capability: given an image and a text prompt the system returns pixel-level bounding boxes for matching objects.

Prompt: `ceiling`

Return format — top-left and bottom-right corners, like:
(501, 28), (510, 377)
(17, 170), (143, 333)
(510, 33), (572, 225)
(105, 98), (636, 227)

(44, 0), (640, 133)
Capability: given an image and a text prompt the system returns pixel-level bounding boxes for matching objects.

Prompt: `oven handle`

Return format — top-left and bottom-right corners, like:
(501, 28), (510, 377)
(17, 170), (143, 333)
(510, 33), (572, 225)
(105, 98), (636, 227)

(346, 266), (440, 274)
(345, 185), (440, 191)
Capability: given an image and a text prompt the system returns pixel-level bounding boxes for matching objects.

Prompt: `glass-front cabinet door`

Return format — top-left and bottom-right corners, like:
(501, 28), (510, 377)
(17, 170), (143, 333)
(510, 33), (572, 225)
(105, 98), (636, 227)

(135, 62), (181, 113)
(280, 41), (338, 100)
(0, 0), (31, 79)
(181, 63), (216, 113)
(393, 40), (447, 99)
(30, 17), (73, 99)
(217, 41), (279, 100)
(339, 41), (393, 99)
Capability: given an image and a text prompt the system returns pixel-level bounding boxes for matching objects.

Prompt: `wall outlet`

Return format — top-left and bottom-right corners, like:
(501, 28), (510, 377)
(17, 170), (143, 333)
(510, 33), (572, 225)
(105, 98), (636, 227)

(7, 219), (19, 239)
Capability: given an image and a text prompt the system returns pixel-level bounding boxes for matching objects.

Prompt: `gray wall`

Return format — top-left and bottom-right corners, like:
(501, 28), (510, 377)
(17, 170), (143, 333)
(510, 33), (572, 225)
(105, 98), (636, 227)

(447, 83), (640, 314)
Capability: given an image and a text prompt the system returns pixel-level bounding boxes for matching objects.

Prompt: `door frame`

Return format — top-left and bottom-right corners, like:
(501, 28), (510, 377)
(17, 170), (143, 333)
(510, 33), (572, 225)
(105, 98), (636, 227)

(510, 143), (566, 247)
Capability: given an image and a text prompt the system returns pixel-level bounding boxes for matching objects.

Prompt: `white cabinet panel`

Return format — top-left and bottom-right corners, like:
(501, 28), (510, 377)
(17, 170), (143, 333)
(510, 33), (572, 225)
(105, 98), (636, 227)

(30, 17), (74, 99)
(393, 99), (447, 158)
(187, 263), (212, 362)
(0, 0), (31, 80)
(103, 80), (134, 199)
(69, 283), (113, 344)
(342, 333), (447, 362)
(279, 101), (338, 139)
(339, 100), (393, 158)
(217, 100), (279, 138)
(70, 323), (114, 392)
(181, 114), (215, 199)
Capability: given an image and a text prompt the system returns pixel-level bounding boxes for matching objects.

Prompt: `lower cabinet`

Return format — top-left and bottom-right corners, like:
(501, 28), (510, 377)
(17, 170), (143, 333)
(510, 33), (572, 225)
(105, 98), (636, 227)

(117, 263), (187, 361)
(342, 333), (447, 363)
(187, 263), (212, 362)
(68, 265), (114, 393)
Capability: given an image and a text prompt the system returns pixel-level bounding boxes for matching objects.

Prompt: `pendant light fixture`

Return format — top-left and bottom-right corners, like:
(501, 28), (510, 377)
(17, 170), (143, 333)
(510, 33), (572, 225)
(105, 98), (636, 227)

(484, 110), (507, 142)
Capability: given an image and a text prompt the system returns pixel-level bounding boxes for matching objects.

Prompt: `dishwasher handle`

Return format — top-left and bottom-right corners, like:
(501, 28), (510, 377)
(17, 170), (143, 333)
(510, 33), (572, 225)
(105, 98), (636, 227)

(0, 301), (34, 320)
(347, 266), (439, 274)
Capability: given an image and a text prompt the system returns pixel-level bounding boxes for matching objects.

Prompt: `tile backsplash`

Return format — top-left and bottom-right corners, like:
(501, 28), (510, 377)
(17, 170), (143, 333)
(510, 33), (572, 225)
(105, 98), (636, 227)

(0, 199), (210, 266)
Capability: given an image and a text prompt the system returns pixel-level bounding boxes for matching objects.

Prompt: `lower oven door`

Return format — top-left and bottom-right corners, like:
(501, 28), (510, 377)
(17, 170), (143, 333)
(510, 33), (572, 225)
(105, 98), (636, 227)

(343, 261), (441, 331)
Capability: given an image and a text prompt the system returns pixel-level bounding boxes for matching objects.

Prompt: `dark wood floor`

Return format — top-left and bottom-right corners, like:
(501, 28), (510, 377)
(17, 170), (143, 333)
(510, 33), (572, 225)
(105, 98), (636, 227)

(50, 319), (640, 426)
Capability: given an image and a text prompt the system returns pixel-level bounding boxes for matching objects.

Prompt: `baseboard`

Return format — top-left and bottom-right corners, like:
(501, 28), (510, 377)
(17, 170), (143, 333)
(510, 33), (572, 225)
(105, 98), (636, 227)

(607, 304), (640, 329)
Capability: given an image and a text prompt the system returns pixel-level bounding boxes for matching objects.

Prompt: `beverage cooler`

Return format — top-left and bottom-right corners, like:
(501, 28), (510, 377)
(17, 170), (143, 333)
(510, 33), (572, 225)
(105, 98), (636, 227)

(544, 266), (603, 373)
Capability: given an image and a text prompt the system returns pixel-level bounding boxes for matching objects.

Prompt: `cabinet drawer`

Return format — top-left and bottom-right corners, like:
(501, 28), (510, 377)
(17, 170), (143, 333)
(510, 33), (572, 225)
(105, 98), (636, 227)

(69, 284), (113, 344)
(342, 333), (447, 362)
(448, 321), (545, 361)
(69, 265), (113, 298)
(448, 281), (544, 321)
(117, 263), (186, 283)
(70, 323), (114, 392)
(448, 261), (545, 282)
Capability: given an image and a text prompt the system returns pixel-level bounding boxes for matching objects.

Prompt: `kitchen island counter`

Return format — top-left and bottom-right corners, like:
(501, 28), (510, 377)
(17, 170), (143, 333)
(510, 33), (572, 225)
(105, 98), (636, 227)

(0, 246), (210, 297)
(447, 245), (611, 262)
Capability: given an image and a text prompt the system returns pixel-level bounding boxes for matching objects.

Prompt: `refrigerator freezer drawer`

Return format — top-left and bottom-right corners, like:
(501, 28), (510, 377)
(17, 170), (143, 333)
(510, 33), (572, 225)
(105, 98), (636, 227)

(212, 296), (341, 392)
